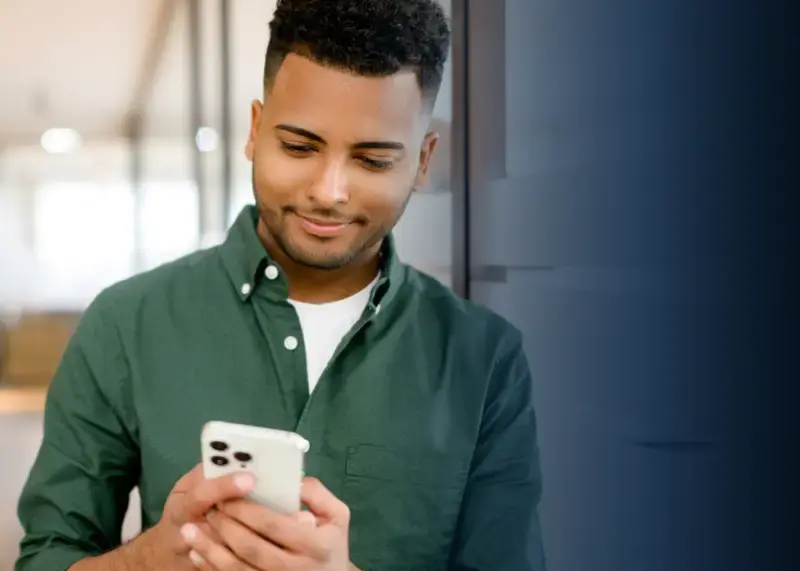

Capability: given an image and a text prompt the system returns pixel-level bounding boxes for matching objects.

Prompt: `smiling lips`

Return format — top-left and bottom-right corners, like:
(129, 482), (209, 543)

(294, 213), (351, 237)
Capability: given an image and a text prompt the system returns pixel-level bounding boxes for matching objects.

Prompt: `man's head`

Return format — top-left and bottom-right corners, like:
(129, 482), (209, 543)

(246, 0), (451, 271)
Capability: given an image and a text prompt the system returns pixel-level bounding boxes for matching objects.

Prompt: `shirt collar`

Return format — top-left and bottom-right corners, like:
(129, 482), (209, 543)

(219, 205), (406, 307)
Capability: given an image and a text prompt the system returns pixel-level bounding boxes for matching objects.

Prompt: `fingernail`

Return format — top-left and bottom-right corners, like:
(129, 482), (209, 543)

(235, 473), (254, 491)
(296, 511), (317, 527)
(189, 550), (205, 566)
(181, 523), (198, 543)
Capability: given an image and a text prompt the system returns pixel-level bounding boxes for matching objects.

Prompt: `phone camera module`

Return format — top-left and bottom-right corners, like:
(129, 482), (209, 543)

(233, 451), (252, 468)
(211, 455), (229, 466)
(210, 441), (229, 451)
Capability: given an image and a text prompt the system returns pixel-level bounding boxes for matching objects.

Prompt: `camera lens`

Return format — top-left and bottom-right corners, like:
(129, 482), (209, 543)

(211, 455), (229, 466)
(210, 441), (228, 451)
(233, 452), (252, 463)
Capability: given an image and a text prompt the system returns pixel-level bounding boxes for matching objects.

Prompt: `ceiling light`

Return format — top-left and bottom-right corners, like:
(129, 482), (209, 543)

(40, 128), (82, 154)
(195, 126), (219, 153)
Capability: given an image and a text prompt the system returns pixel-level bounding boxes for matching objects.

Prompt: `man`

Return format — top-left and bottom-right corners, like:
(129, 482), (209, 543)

(15, 1), (546, 570)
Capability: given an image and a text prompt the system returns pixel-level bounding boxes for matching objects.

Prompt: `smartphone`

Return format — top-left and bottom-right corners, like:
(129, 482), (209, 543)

(201, 420), (310, 515)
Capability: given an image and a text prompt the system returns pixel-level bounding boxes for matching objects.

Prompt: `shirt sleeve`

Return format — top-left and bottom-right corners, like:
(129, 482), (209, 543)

(449, 329), (547, 571)
(15, 296), (140, 571)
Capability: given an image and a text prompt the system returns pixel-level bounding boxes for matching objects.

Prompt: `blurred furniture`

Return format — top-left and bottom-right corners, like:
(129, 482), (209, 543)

(0, 312), (80, 387)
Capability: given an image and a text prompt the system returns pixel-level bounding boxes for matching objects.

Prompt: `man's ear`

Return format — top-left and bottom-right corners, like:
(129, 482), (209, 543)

(244, 99), (263, 161)
(413, 131), (440, 192)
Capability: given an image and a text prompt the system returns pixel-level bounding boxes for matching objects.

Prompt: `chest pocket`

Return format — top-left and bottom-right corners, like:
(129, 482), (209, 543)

(343, 444), (468, 571)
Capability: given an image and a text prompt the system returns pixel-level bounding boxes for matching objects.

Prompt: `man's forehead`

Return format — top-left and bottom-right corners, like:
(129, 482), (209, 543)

(267, 53), (425, 130)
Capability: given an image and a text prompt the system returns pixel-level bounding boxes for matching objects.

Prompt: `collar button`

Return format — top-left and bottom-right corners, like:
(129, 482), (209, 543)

(265, 265), (279, 280)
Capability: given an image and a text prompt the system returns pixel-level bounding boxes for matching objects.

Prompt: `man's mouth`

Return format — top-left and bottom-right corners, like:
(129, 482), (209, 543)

(294, 213), (351, 237)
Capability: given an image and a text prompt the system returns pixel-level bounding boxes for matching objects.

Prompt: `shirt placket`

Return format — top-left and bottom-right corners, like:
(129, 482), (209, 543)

(247, 263), (310, 424)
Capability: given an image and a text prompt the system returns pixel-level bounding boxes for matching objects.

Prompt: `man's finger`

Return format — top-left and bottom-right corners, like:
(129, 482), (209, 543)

(197, 519), (225, 546)
(296, 510), (317, 528)
(183, 471), (256, 521)
(301, 477), (350, 525)
(204, 509), (306, 569)
(181, 522), (258, 571)
(219, 500), (324, 557)
(172, 464), (205, 494)
(187, 550), (213, 571)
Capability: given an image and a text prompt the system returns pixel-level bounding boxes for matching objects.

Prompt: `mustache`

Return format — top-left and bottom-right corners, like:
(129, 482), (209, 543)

(283, 205), (366, 225)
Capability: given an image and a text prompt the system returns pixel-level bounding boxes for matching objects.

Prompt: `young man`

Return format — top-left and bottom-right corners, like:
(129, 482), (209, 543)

(15, 1), (546, 570)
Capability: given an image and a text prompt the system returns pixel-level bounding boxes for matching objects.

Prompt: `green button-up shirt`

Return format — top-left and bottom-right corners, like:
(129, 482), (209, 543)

(15, 206), (545, 571)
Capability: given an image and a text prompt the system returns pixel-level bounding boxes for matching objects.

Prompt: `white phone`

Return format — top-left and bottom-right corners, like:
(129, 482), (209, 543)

(201, 421), (310, 515)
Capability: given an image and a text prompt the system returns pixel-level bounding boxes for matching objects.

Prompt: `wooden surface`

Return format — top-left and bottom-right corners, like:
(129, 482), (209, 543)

(0, 386), (47, 413)
(1, 312), (80, 388)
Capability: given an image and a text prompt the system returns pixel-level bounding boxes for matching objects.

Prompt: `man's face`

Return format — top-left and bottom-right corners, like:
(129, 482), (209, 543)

(246, 53), (439, 270)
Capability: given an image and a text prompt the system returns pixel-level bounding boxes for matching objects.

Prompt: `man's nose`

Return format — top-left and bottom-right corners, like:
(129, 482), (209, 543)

(308, 161), (349, 206)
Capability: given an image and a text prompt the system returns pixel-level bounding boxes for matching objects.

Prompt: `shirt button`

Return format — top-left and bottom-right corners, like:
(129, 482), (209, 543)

(284, 336), (299, 351)
(265, 265), (279, 280)
(240, 283), (252, 296)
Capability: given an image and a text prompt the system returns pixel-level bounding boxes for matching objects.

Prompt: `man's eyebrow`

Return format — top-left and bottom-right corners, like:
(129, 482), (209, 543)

(275, 124), (324, 143)
(274, 124), (404, 151)
(352, 140), (405, 151)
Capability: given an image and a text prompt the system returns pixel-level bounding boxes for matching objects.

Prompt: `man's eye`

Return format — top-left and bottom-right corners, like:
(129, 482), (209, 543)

(281, 142), (315, 154)
(360, 157), (394, 171)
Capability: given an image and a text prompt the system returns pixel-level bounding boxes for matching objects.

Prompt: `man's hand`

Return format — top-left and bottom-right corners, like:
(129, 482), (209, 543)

(158, 464), (259, 562)
(70, 464), (257, 571)
(180, 477), (357, 571)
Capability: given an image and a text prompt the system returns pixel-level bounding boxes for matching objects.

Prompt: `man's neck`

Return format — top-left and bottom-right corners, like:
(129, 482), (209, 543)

(258, 222), (381, 304)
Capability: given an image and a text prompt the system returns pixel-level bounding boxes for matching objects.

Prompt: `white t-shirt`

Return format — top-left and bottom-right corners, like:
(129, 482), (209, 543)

(288, 275), (379, 393)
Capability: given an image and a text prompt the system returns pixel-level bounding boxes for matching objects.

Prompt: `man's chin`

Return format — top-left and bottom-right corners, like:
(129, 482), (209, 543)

(291, 255), (353, 271)
(283, 245), (356, 271)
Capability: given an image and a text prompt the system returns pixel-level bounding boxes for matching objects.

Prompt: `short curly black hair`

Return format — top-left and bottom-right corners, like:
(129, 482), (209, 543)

(264, 0), (451, 107)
